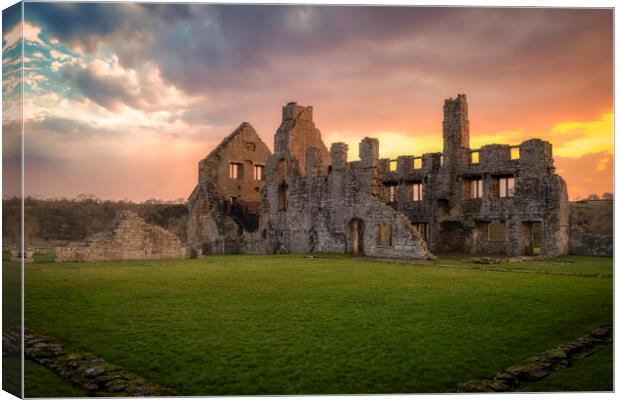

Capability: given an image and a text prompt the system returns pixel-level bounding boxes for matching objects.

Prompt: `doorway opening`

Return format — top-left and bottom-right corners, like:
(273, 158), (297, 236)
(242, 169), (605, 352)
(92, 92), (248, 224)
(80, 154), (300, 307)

(521, 221), (542, 255)
(531, 222), (542, 255)
(349, 218), (365, 255)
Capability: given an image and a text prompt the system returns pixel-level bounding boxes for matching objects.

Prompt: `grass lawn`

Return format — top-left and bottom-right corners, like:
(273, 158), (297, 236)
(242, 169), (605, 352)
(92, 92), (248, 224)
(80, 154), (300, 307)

(25, 360), (87, 398)
(23, 254), (612, 395)
(523, 343), (613, 392)
(433, 255), (613, 277)
(3, 255), (22, 398)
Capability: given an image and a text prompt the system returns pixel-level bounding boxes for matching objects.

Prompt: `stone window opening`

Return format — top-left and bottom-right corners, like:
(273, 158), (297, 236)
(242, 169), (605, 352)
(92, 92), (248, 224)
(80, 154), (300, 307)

(499, 176), (515, 198)
(226, 196), (237, 214)
(376, 223), (393, 246)
(470, 151), (480, 164)
(487, 220), (506, 241)
(411, 182), (423, 202)
(349, 218), (365, 255)
(413, 223), (429, 239)
(229, 162), (243, 179)
(510, 147), (520, 160)
(412, 157), (422, 170)
(276, 159), (287, 180)
(531, 222), (542, 255)
(467, 178), (483, 199)
(244, 142), (256, 151)
(278, 183), (288, 211)
(253, 165), (264, 180)
(389, 160), (398, 172)
(387, 185), (397, 203)
(439, 155), (443, 166)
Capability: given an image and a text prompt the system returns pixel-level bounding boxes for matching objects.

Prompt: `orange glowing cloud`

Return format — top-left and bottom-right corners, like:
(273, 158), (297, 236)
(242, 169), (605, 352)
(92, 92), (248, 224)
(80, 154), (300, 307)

(548, 112), (613, 158)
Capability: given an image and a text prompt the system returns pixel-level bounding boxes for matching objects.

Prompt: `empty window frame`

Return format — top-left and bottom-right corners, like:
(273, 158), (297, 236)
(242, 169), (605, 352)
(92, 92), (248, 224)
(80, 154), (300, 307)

(499, 176), (515, 198)
(276, 159), (287, 179)
(412, 157), (422, 170)
(510, 147), (520, 160)
(469, 178), (483, 199)
(253, 165), (264, 180)
(244, 142), (257, 151)
(411, 183), (423, 202)
(413, 223), (429, 239)
(488, 220), (506, 241)
(387, 185), (397, 203)
(389, 160), (398, 172)
(376, 223), (393, 246)
(229, 162), (243, 179)
(470, 151), (479, 164)
(278, 184), (288, 211)
(226, 196), (237, 214)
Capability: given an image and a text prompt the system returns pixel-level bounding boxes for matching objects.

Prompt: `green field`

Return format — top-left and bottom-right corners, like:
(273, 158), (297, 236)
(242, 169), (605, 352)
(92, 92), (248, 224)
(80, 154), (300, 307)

(523, 343), (613, 392)
(3, 252), (22, 398)
(433, 255), (613, 276)
(18, 254), (613, 395)
(25, 360), (86, 398)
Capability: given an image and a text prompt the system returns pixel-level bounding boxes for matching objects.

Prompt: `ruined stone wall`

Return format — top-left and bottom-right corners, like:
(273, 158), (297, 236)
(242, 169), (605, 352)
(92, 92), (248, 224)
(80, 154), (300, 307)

(377, 95), (570, 257)
(258, 107), (431, 259)
(187, 122), (271, 255)
(187, 94), (572, 259)
(54, 211), (185, 262)
(274, 102), (330, 177)
(198, 122), (271, 212)
(569, 200), (613, 256)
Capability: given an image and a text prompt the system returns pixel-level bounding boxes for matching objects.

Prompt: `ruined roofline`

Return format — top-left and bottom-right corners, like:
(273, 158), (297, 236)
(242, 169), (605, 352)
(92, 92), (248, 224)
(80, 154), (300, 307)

(282, 101), (313, 122)
(204, 121), (253, 160)
(202, 121), (270, 162)
(445, 93), (467, 103)
(202, 97), (554, 169)
(338, 137), (551, 165)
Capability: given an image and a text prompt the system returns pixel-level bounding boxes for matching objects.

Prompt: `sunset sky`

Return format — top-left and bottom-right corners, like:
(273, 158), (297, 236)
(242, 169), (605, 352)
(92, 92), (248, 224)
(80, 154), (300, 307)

(2, 3), (613, 201)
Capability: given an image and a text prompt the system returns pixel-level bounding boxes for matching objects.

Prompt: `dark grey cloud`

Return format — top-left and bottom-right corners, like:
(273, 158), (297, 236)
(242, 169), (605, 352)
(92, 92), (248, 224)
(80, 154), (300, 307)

(25, 4), (452, 91)
(60, 63), (136, 110)
(23, 4), (613, 139)
(25, 5), (612, 98)
(28, 115), (113, 138)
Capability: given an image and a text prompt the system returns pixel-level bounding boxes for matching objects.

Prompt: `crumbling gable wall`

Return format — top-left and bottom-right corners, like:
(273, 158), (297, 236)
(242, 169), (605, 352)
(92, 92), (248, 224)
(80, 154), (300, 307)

(257, 103), (431, 259)
(569, 200), (613, 256)
(274, 102), (330, 177)
(54, 211), (184, 262)
(187, 122), (271, 255)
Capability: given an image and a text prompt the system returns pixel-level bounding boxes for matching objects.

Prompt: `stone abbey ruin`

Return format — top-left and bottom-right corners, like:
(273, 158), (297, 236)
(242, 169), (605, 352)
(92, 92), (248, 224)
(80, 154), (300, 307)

(187, 94), (580, 259)
(50, 94), (610, 262)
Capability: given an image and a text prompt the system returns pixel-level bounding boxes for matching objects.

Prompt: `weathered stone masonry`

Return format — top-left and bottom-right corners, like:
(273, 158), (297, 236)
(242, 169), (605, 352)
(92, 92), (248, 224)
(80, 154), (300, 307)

(381, 95), (569, 257)
(54, 211), (185, 262)
(187, 122), (271, 255)
(188, 94), (573, 258)
(256, 103), (430, 258)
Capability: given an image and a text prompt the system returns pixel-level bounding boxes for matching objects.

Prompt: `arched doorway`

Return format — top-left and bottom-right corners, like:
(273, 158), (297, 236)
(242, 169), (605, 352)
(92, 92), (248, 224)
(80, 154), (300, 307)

(349, 218), (365, 255)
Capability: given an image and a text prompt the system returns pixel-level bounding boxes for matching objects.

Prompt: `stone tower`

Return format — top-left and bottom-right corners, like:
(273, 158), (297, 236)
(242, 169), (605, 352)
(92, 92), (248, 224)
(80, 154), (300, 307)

(436, 94), (470, 206)
(274, 102), (330, 176)
(442, 93), (470, 170)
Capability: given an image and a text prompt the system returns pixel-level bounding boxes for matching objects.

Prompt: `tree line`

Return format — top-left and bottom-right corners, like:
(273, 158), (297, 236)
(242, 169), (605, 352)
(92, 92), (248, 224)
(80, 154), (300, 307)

(3, 195), (188, 247)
